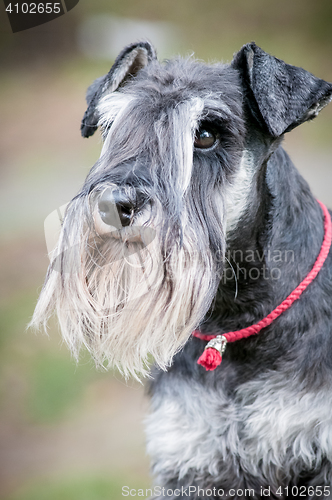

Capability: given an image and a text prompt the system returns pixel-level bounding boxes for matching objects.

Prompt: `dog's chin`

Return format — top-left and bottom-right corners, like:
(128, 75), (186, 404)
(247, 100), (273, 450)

(31, 208), (219, 380)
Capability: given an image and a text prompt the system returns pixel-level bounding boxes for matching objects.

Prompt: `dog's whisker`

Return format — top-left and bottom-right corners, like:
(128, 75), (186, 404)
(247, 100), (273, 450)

(225, 256), (238, 300)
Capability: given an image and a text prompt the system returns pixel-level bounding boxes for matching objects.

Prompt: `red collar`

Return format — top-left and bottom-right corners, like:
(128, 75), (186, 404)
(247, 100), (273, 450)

(192, 200), (332, 371)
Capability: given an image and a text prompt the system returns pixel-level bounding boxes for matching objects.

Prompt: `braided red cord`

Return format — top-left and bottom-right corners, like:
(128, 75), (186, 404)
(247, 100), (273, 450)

(193, 200), (332, 345)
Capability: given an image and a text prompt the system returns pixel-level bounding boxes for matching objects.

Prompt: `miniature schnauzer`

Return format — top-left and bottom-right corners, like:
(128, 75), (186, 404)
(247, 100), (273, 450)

(31, 41), (332, 498)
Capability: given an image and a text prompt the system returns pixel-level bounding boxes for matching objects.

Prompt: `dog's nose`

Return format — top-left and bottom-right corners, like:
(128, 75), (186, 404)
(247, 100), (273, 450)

(98, 188), (138, 228)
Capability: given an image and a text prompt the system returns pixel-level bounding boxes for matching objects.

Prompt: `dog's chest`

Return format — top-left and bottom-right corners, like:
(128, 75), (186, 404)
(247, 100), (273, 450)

(146, 372), (332, 485)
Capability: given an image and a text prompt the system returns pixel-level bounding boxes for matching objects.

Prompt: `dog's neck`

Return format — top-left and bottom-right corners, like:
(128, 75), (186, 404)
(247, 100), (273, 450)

(205, 143), (325, 334)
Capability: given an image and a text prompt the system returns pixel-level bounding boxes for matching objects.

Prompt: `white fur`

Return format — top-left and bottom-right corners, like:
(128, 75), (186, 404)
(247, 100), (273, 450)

(146, 379), (239, 482)
(97, 91), (135, 151)
(146, 373), (332, 485)
(224, 150), (256, 234)
(30, 96), (220, 380)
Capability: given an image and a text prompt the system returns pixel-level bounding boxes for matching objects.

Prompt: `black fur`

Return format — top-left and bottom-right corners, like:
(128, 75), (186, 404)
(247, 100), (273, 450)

(232, 43), (332, 136)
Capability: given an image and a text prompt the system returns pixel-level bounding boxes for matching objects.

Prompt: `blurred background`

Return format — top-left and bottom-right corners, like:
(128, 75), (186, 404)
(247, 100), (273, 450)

(0, 1), (331, 498)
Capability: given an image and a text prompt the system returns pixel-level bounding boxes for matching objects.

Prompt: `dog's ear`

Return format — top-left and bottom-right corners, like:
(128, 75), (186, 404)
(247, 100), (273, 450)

(232, 42), (332, 137)
(81, 41), (157, 138)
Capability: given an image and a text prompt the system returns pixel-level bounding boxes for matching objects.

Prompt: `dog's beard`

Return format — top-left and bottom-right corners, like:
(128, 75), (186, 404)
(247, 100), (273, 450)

(31, 196), (221, 379)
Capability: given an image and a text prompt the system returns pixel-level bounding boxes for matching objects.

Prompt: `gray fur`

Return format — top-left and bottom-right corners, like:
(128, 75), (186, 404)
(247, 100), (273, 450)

(146, 372), (332, 497)
(31, 41), (332, 497)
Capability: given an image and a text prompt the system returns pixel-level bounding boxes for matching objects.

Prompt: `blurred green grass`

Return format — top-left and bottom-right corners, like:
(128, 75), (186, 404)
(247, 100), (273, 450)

(27, 353), (90, 424)
(0, 290), (94, 424)
(7, 474), (150, 500)
(0, 287), (150, 499)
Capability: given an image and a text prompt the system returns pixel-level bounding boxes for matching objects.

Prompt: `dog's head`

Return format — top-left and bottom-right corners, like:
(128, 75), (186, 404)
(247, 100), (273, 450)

(31, 42), (332, 378)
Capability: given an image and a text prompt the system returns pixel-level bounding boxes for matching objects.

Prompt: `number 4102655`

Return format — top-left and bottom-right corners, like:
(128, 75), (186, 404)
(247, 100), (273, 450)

(276, 485), (331, 497)
(5, 3), (61, 14)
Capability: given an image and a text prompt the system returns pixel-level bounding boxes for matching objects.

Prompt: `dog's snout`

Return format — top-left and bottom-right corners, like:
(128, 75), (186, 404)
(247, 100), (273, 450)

(98, 188), (141, 228)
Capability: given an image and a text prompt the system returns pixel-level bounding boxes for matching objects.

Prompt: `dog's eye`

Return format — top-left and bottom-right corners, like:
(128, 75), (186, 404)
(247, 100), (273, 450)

(194, 127), (217, 149)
